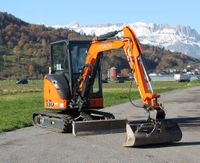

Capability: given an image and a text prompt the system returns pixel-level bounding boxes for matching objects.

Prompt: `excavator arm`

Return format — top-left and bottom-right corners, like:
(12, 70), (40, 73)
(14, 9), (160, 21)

(78, 26), (161, 114)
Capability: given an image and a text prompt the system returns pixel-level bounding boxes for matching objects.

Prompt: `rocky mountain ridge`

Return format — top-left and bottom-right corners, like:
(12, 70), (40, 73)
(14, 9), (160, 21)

(54, 22), (200, 58)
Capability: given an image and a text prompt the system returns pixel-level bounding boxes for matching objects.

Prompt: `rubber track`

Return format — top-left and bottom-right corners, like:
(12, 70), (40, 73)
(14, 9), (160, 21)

(33, 111), (73, 133)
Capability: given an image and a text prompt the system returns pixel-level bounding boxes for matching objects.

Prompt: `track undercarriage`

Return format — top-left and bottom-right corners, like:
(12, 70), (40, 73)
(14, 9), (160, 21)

(33, 109), (126, 134)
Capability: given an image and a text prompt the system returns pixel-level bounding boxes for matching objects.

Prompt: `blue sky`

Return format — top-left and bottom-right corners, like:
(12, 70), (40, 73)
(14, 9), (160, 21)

(0, 0), (200, 32)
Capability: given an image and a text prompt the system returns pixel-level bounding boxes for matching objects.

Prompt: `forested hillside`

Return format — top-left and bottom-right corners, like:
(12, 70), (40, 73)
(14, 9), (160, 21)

(0, 12), (90, 79)
(0, 12), (199, 79)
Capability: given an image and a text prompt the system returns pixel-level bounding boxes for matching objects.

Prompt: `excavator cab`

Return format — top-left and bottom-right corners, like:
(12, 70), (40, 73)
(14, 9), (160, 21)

(45, 40), (103, 110)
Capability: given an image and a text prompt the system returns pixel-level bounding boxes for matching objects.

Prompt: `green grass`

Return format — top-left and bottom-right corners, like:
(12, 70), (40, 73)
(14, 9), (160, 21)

(102, 80), (200, 106)
(0, 80), (43, 95)
(0, 92), (43, 132)
(0, 79), (200, 132)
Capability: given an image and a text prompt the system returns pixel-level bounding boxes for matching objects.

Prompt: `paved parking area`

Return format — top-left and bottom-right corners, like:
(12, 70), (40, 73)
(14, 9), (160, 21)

(0, 87), (200, 163)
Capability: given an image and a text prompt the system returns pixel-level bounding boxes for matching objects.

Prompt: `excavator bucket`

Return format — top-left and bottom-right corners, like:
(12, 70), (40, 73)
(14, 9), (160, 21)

(72, 119), (127, 136)
(124, 120), (182, 147)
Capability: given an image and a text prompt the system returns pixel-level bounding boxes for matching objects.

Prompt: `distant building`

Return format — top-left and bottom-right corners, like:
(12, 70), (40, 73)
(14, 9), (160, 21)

(174, 73), (191, 82)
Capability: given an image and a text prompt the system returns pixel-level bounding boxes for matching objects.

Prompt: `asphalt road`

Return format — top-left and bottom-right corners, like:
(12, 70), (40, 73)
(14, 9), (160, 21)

(0, 87), (200, 163)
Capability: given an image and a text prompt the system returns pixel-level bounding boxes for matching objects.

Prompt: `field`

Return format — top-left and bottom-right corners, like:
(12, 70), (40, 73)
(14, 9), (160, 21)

(0, 79), (200, 132)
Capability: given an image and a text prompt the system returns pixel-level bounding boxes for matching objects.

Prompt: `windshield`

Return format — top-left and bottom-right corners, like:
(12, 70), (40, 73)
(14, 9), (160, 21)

(70, 43), (90, 73)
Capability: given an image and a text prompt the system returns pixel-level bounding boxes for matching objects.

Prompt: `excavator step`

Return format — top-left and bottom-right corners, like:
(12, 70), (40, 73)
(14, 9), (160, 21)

(72, 119), (127, 136)
(124, 120), (182, 147)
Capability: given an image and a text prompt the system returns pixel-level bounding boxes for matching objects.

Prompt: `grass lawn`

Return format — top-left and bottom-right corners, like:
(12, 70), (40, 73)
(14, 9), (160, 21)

(0, 92), (43, 132)
(0, 79), (200, 132)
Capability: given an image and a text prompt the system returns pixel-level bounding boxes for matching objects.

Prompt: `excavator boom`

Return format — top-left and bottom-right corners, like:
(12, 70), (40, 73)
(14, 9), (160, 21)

(78, 27), (161, 110)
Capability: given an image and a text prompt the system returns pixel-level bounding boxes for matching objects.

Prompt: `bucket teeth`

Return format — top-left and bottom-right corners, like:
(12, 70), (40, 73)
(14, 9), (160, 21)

(124, 120), (182, 147)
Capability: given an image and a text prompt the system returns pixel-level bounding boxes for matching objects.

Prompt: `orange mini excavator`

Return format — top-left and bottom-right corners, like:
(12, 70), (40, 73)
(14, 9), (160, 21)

(33, 26), (182, 147)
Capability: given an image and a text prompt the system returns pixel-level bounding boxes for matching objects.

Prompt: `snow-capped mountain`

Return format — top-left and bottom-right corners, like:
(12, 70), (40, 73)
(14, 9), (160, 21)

(52, 22), (200, 58)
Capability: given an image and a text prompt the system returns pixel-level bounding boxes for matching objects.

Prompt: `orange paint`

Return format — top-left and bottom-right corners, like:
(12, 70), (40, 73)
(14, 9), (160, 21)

(88, 98), (103, 108)
(44, 77), (67, 110)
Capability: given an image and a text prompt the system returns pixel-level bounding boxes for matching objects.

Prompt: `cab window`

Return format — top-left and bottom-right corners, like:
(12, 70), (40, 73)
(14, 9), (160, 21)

(52, 42), (68, 72)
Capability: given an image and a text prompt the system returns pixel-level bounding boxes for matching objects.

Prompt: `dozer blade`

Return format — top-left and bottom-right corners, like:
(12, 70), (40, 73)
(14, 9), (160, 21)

(72, 119), (127, 136)
(124, 120), (182, 147)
